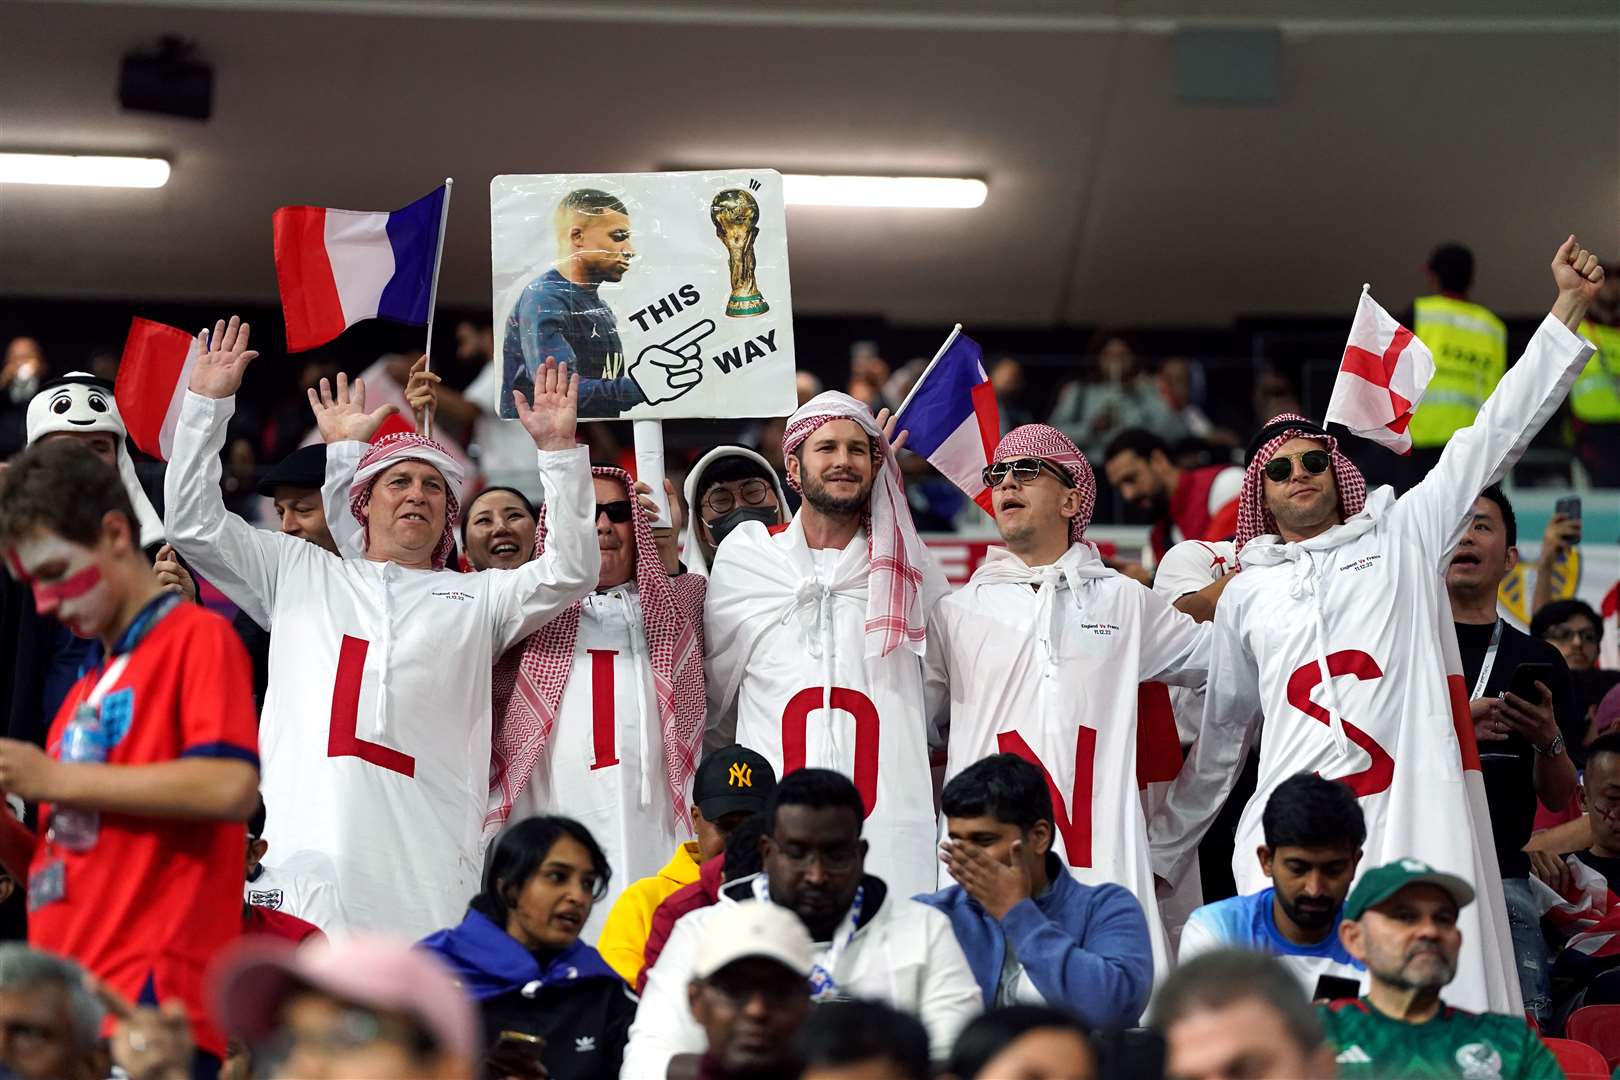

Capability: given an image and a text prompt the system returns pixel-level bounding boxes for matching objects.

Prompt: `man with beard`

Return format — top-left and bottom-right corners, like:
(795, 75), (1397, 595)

(1149, 238), (1606, 1014)
(705, 392), (949, 900)
(1180, 774), (1367, 1000)
(1103, 427), (1242, 565)
(1320, 860), (1561, 1079)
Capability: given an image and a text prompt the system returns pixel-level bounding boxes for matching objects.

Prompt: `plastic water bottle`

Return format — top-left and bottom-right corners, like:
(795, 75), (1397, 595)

(47, 704), (103, 852)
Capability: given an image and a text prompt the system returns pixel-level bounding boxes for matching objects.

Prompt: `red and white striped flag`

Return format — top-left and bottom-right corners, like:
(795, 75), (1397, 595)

(113, 318), (203, 461)
(1326, 286), (1435, 455)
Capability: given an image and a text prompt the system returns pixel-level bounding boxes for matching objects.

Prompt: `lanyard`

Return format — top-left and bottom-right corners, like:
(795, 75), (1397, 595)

(752, 875), (864, 1000)
(1471, 618), (1504, 700)
(72, 592), (180, 714)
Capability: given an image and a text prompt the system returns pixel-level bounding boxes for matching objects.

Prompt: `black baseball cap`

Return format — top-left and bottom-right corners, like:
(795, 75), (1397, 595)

(693, 745), (776, 819)
(256, 444), (328, 497)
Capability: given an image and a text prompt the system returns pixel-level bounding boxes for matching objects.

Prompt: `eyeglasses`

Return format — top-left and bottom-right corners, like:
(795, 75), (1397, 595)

(773, 842), (862, 873)
(1544, 625), (1599, 645)
(595, 500), (633, 524)
(1262, 449), (1332, 483)
(703, 478), (773, 516)
(981, 458), (1075, 489)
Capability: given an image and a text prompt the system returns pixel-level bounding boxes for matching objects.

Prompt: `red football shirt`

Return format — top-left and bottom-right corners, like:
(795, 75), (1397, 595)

(29, 600), (259, 1058)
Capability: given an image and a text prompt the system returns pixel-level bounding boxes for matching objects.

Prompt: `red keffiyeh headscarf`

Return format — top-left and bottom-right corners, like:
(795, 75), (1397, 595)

(347, 433), (466, 570)
(782, 391), (926, 658)
(992, 424), (1098, 543)
(1235, 412), (1367, 555)
(488, 466), (707, 834)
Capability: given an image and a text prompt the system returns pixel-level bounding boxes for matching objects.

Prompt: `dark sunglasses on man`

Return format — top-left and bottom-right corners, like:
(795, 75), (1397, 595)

(981, 458), (1075, 489)
(595, 500), (634, 524)
(1262, 449), (1332, 484)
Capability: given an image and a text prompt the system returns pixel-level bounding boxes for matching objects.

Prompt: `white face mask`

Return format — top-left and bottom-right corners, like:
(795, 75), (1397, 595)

(8, 533), (118, 639)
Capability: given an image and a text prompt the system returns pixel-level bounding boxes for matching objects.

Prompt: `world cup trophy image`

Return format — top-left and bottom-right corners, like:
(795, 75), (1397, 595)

(710, 187), (769, 318)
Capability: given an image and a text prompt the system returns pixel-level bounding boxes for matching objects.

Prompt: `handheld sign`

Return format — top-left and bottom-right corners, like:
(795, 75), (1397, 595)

(491, 170), (797, 422)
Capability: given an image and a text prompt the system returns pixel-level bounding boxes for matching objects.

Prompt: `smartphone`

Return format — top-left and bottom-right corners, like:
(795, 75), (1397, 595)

(1555, 495), (1582, 521)
(1508, 662), (1555, 703)
(1313, 974), (1362, 1002)
(485, 1031), (547, 1080)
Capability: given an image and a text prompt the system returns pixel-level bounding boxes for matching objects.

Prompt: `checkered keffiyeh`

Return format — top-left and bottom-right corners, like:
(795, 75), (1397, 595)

(992, 424), (1097, 543)
(487, 466), (707, 833)
(347, 433), (466, 570)
(1235, 412), (1367, 554)
(782, 391), (926, 658)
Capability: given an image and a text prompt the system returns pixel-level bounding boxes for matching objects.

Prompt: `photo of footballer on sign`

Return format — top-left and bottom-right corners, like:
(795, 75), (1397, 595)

(492, 170), (797, 421)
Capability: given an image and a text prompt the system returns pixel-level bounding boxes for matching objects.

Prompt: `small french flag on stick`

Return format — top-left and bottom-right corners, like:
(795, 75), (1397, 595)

(114, 318), (203, 461)
(1326, 285), (1435, 456)
(893, 325), (1001, 515)
(273, 182), (451, 352)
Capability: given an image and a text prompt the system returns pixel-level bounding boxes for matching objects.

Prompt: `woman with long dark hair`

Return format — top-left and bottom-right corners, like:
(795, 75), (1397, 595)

(420, 816), (636, 1080)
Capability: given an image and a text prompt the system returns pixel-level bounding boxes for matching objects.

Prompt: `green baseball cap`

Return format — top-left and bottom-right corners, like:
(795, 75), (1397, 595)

(1344, 858), (1475, 921)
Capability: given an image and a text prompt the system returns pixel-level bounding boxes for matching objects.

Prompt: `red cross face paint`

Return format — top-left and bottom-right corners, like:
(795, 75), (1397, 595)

(10, 534), (116, 638)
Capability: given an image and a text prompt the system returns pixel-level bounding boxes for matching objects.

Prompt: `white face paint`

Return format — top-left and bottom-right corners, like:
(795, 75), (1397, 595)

(8, 531), (118, 639)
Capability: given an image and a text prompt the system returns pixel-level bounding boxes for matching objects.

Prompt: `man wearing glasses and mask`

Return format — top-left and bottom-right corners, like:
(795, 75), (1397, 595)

(1147, 238), (1607, 1015)
(926, 423), (1210, 987)
(680, 447), (789, 575)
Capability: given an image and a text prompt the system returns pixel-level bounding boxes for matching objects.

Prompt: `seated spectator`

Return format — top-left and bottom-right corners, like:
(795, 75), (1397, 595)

(0, 439), (259, 1075)
(1180, 774), (1367, 999)
(679, 447), (788, 575)
(459, 485), (536, 571)
(684, 900), (814, 1080)
(796, 998), (931, 1080)
(243, 799), (329, 945)
(599, 746), (776, 987)
(1104, 427), (1242, 570)
(916, 753), (1151, 1025)
(1151, 950), (1336, 1080)
(1529, 732), (1620, 1020)
(1050, 331), (1184, 463)
(942, 1005), (1094, 1080)
(0, 943), (107, 1080)
(1532, 598), (1602, 673)
(1320, 859), (1561, 1079)
(419, 816), (635, 1080)
(622, 769), (980, 1077)
(213, 935), (477, 1080)
(641, 811), (768, 992)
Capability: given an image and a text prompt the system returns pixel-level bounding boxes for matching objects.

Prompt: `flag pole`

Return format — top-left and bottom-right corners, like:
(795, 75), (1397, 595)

(421, 177), (454, 437)
(894, 322), (963, 418)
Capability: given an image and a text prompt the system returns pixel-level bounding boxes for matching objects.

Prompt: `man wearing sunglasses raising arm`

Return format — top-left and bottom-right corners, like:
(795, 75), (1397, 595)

(1149, 237), (1606, 1015)
(926, 423), (1211, 988)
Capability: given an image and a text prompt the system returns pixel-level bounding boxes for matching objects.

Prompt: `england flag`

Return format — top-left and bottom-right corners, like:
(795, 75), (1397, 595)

(1326, 285), (1436, 455)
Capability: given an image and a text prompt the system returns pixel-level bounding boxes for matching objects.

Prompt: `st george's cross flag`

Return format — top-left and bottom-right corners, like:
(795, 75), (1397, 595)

(1326, 286), (1436, 455)
(893, 325), (1002, 514)
(273, 184), (448, 352)
(114, 318), (203, 460)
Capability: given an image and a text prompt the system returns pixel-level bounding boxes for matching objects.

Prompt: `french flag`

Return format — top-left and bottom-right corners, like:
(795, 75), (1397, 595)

(273, 184), (448, 352)
(114, 318), (202, 461)
(893, 325), (1001, 514)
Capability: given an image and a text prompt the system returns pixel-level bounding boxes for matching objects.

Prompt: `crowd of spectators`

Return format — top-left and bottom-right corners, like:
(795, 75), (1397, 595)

(0, 237), (1614, 1080)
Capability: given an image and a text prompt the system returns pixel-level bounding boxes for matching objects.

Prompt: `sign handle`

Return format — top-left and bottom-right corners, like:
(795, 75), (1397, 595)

(634, 419), (672, 528)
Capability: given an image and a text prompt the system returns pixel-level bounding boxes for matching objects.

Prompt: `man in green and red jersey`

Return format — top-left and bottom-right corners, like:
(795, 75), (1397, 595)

(0, 439), (259, 1080)
(1319, 859), (1561, 1079)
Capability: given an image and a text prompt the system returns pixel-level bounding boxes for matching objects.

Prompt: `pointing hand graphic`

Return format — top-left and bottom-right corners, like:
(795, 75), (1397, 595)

(629, 319), (713, 406)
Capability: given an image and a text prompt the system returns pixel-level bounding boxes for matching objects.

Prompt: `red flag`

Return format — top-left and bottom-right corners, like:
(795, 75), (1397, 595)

(114, 319), (201, 461)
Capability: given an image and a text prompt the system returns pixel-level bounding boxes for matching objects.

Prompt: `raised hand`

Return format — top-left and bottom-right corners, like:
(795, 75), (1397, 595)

(513, 358), (579, 452)
(187, 317), (259, 400)
(1551, 235), (1605, 329)
(307, 372), (399, 444)
(403, 355), (441, 433)
(874, 406), (910, 458)
(153, 544), (197, 604)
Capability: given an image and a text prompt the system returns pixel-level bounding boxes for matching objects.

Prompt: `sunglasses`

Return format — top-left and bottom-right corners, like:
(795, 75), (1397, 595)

(981, 458), (1076, 489)
(595, 500), (633, 523)
(1263, 449), (1332, 483)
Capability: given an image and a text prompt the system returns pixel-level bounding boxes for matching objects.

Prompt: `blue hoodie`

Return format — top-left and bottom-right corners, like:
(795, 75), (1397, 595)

(915, 855), (1152, 1028)
(419, 908), (621, 1001)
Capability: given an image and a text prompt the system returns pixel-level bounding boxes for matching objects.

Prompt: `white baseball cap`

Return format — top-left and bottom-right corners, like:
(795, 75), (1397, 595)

(693, 901), (814, 979)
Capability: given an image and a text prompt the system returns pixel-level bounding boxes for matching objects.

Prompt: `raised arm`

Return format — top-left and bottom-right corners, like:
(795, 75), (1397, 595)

(308, 370), (405, 560)
(162, 317), (294, 626)
(1398, 238), (1603, 565)
(489, 360), (601, 649)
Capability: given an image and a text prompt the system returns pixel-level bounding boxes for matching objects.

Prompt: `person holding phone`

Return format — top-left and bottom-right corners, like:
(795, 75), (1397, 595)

(1531, 495), (1583, 617)
(1446, 485), (1580, 1026)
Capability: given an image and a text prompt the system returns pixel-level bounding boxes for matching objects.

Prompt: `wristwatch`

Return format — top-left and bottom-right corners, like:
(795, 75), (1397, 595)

(1535, 733), (1566, 758)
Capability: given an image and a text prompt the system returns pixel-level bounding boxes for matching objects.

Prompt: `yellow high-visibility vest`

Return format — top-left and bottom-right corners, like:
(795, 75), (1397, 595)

(1408, 295), (1507, 449)
(1572, 321), (1620, 423)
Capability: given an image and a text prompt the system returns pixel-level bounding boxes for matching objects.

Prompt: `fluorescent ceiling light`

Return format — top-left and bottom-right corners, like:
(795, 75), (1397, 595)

(0, 153), (171, 189)
(782, 174), (986, 209)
